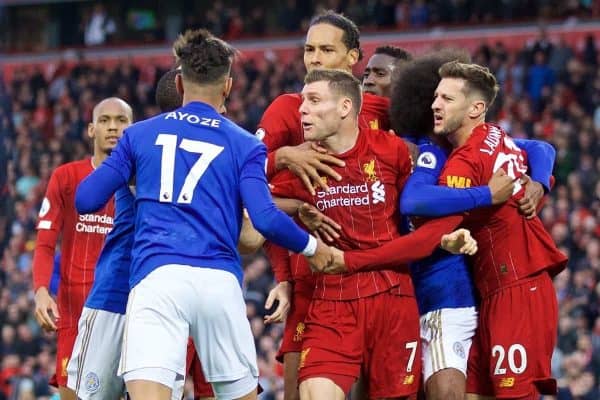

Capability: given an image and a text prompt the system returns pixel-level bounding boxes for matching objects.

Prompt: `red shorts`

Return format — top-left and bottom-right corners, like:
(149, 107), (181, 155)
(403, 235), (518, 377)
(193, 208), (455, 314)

(298, 289), (421, 398)
(466, 272), (558, 398)
(186, 339), (214, 398)
(276, 283), (313, 362)
(53, 325), (78, 387)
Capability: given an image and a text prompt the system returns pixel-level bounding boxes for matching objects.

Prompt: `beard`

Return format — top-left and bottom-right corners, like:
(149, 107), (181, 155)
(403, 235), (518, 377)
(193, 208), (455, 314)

(436, 114), (463, 137)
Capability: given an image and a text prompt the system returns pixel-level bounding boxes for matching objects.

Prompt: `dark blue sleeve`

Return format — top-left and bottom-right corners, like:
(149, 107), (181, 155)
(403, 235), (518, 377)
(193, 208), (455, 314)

(400, 143), (492, 217)
(513, 138), (555, 193)
(75, 131), (134, 213)
(240, 144), (310, 253)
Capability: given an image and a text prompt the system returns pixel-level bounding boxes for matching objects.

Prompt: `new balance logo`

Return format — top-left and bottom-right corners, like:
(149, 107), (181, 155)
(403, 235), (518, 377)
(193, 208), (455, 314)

(371, 181), (385, 204)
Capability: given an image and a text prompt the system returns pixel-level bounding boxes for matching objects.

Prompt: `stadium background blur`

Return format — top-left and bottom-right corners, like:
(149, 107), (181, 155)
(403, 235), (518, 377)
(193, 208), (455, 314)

(1, 1), (600, 399)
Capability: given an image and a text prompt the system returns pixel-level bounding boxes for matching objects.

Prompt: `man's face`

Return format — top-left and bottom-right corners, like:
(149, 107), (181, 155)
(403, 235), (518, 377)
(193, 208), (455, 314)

(88, 99), (132, 153)
(362, 53), (397, 97)
(299, 81), (344, 142)
(304, 24), (354, 73)
(432, 78), (471, 136)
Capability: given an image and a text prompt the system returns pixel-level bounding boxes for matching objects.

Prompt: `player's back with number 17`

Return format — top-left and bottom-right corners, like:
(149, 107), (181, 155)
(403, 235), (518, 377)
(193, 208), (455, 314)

(76, 29), (327, 400)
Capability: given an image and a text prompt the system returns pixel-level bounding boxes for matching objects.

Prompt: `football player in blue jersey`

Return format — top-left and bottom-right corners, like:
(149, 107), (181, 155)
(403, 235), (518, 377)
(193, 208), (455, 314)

(390, 50), (556, 400)
(74, 29), (331, 400)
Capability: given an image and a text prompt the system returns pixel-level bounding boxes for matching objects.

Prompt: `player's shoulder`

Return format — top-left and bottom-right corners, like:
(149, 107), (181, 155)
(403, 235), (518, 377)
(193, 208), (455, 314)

(364, 128), (408, 150)
(53, 158), (92, 177)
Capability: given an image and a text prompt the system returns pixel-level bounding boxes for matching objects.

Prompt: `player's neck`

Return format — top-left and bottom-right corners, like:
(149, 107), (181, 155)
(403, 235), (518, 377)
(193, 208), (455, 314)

(323, 123), (359, 154)
(91, 151), (108, 169)
(448, 119), (485, 148)
(181, 89), (224, 113)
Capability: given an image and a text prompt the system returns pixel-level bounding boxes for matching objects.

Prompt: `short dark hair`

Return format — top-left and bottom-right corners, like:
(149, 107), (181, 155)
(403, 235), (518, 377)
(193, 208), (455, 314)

(172, 29), (235, 86)
(439, 61), (499, 108)
(304, 69), (362, 116)
(391, 49), (471, 137)
(155, 69), (182, 112)
(309, 11), (363, 61)
(374, 45), (412, 62)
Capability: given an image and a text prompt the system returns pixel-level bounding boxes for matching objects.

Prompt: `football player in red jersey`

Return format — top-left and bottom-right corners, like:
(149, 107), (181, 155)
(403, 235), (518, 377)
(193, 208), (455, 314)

(270, 69), (477, 400)
(32, 97), (132, 400)
(332, 62), (567, 399)
(258, 11), (393, 400)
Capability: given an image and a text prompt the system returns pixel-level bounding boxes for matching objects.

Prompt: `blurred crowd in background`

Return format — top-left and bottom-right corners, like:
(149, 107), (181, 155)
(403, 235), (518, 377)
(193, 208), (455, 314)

(2, 2), (600, 400)
(2, 0), (600, 52)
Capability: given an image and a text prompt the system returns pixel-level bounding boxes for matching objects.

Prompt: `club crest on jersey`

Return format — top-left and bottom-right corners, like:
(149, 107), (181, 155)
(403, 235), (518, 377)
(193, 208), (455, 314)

(255, 128), (266, 141)
(313, 176), (327, 190)
(293, 322), (305, 342)
(417, 152), (436, 170)
(369, 119), (379, 130)
(363, 160), (378, 182)
(85, 372), (100, 393)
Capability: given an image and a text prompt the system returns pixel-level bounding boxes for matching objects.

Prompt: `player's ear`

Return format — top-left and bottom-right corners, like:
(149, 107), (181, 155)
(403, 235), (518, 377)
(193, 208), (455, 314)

(224, 76), (233, 99)
(469, 99), (486, 119)
(339, 96), (352, 119)
(347, 48), (359, 69)
(175, 73), (184, 96)
(87, 122), (95, 139)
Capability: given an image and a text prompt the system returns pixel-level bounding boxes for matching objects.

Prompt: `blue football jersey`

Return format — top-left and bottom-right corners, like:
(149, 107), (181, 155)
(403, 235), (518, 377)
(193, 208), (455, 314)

(85, 185), (134, 314)
(403, 142), (477, 314)
(97, 101), (309, 288)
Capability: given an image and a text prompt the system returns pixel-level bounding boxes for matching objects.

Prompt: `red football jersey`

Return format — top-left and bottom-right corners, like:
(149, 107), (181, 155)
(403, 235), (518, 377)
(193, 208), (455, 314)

(271, 128), (414, 300)
(438, 123), (567, 297)
(257, 92), (390, 179)
(32, 158), (115, 328)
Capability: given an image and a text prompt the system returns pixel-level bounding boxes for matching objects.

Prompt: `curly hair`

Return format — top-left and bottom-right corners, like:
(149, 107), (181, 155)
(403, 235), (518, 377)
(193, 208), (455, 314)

(309, 11), (363, 61)
(172, 29), (235, 85)
(155, 69), (182, 112)
(390, 49), (471, 138)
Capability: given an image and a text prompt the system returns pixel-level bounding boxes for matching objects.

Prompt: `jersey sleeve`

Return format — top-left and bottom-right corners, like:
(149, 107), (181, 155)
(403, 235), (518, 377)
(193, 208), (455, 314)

(439, 149), (484, 188)
(240, 144), (311, 253)
(513, 138), (555, 193)
(75, 131), (134, 213)
(257, 96), (294, 152)
(264, 241), (292, 283)
(32, 169), (66, 291)
(343, 215), (464, 272)
(257, 95), (300, 179)
(400, 144), (492, 217)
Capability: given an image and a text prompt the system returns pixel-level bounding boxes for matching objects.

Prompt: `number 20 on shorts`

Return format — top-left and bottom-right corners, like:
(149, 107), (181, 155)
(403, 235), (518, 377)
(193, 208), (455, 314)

(492, 344), (527, 375)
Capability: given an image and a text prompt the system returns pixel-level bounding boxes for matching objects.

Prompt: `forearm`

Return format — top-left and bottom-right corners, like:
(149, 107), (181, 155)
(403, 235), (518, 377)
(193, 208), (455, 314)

(344, 215), (463, 272)
(32, 230), (59, 291)
(400, 176), (491, 216)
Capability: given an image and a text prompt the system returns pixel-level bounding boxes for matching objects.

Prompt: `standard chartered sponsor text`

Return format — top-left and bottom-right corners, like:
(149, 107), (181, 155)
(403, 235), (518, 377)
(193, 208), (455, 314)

(76, 213), (114, 234)
(316, 183), (370, 211)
